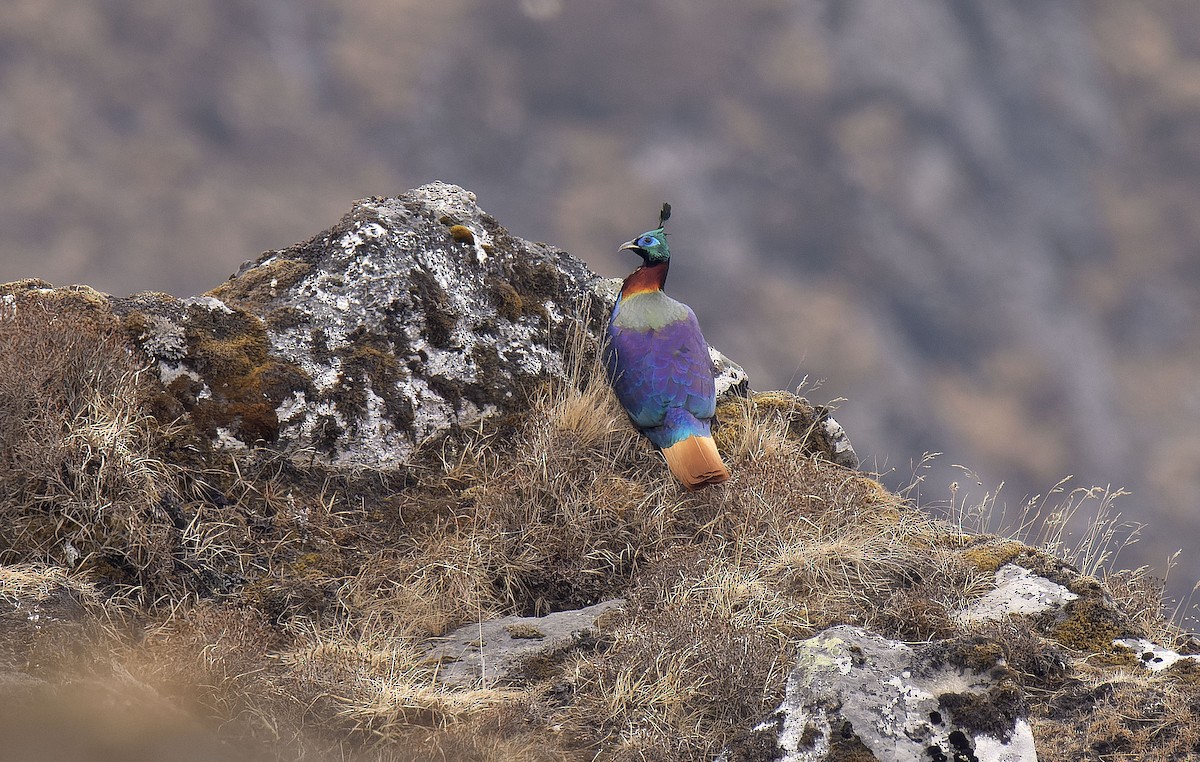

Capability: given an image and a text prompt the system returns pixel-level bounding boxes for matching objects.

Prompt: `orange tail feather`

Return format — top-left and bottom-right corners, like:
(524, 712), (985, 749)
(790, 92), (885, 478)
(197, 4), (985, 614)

(661, 435), (730, 490)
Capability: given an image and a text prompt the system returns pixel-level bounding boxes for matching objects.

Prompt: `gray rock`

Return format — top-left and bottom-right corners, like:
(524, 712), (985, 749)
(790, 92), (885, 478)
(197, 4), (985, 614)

(762, 625), (1036, 762)
(819, 415), (859, 471)
(711, 347), (750, 399)
(114, 182), (752, 469)
(424, 599), (624, 688)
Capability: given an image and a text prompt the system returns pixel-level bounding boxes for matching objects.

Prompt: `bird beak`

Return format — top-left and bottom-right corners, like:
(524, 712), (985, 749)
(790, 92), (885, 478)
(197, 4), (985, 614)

(618, 240), (641, 253)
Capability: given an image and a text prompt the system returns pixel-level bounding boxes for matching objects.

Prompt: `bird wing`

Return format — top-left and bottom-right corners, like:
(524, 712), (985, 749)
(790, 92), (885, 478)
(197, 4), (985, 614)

(605, 305), (716, 431)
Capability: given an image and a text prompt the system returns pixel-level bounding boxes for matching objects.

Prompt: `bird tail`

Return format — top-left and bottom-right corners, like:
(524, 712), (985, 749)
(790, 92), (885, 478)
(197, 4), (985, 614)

(661, 435), (730, 490)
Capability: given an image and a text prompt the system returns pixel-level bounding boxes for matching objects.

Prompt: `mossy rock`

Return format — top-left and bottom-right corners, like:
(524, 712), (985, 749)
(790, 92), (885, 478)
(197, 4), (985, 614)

(1049, 592), (1131, 654)
(958, 538), (1029, 574)
(178, 303), (314, 444)
(714, 390), (854, 467)
(207, 258), (313, 309)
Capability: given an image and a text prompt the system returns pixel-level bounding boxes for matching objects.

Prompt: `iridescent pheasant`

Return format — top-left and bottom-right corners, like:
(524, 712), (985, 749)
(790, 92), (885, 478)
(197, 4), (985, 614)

(604, 203), (730, 489)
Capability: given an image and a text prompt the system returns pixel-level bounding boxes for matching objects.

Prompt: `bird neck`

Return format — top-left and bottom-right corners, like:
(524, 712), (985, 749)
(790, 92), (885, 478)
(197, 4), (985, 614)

(620, 260), (669, 298)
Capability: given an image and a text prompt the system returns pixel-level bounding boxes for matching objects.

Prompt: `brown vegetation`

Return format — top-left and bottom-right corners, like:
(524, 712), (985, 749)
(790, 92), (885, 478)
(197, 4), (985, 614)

(1, 307), (1198, 760)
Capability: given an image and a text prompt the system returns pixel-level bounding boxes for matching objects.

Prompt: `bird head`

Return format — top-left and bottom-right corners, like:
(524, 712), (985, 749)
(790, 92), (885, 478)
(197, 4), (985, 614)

(619, 203), (672, 264)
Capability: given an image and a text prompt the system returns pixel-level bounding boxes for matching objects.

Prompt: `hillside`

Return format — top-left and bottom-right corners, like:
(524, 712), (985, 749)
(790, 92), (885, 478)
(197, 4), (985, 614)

(2, 1), (1200, 602)
(2, 185), (1197, 761)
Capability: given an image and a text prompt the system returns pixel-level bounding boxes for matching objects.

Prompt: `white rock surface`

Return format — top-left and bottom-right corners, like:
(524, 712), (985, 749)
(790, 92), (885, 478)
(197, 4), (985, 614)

(425, 599), (624, 688)
(1115, 637), (1200, 672)
(960, 563), (1079, 623)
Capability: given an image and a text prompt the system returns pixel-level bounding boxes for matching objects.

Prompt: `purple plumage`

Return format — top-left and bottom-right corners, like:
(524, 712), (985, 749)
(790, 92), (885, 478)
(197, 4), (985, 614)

(605, 299), (715, 449)
(604, 244), (729, 490)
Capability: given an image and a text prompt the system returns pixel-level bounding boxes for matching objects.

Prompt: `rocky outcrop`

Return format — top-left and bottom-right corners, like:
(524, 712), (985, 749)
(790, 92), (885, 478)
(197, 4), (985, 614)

(116, 182), (614, 467)
(749, 539), (1188, 762)
(7, 183), (1197, 762)
(54, 182), (762, 470)
(958, 564), (1079, 623)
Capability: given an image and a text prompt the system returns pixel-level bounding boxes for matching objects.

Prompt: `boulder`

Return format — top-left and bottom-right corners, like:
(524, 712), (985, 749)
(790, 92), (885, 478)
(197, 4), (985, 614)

(115, 183), (612, 467)
(761, 625), (1036, 762)
(958, 563), (1079, 623)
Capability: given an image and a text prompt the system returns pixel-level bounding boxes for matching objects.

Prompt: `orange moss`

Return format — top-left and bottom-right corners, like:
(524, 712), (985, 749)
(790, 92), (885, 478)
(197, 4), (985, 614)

(960, 540), (1028, 574)
(448, 225), (475, 244)
(1052, 595), (1126, 653)
(489, 277), (524, 321)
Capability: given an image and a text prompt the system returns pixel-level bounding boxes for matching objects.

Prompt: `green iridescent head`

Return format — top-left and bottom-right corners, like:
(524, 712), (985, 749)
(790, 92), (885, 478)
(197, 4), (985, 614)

(619, 202), (672, 264)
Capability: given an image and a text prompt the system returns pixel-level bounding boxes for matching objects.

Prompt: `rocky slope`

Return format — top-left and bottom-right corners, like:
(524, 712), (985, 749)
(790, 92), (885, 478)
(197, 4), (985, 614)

(1, 185), (1197, 761)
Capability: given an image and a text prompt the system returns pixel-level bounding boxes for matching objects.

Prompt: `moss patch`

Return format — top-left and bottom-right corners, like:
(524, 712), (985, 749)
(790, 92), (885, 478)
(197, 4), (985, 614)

(408, 267), (459, 348)
(828, 723), (878, 762)
(937, 679), (1024, 742)
(1, 281), (118, 336)
(207, 258), (313, 308)
(1050, 594), (1128, 653)
(465, 343), (520, 409)
(724, 724), (787, 761)
(489, 276), (524, 321)
(324, 328), (416, 440)
(265, 305), (309, 332)
(959, 539), (1027, 574)
(180, 304), (313, 445)
(448, 224), (475, 244)
(926, 636), (1006, 676)
(503, 623), (545, 639)
(507, 256), (561, 322)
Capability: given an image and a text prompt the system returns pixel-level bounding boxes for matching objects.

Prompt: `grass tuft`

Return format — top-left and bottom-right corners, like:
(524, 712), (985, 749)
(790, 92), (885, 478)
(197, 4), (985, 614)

(0, 293), (182, 595)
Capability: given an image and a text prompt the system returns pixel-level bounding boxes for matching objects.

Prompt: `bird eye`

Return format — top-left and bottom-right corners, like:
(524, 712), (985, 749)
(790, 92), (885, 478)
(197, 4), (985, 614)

(638, 236), (657, 247)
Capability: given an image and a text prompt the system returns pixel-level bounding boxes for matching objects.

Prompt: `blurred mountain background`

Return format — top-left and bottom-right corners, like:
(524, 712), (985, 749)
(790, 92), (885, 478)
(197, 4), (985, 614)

(2, 0), (1199, 604)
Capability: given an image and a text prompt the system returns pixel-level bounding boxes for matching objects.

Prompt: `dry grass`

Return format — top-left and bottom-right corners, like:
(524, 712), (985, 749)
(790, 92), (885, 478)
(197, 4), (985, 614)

(948, 472), (1143, 579)
(939, 467), (1200, 761)
(1032, 664), (1200, 762)
(947, 467), (1200, 650)
(0, 330), (999, 759)
(0, 291), (181, 594)
(0, 563), (102, 607)
(2, 310), (1197, 760)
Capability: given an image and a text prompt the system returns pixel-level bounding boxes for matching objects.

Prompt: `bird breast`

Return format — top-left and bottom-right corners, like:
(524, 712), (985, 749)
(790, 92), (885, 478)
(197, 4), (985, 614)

(612, 291), (690, 331)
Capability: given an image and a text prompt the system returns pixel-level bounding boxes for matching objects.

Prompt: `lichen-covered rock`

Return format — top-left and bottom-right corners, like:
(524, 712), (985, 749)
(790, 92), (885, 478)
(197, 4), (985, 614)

(1115, 637), (1200, 672)
(951, 538), (1148, 660)
(113, 182), (613, 466)
(959, 563), (1079, 623)
(761, 625), (1037, 762)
